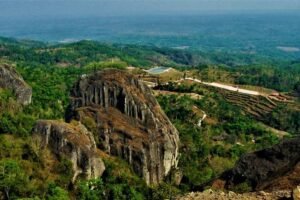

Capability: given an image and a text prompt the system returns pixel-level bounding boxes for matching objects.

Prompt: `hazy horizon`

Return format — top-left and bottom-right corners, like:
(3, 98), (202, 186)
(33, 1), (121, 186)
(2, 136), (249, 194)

(1, 0), (300, 19)
(0, 0), (300, 60)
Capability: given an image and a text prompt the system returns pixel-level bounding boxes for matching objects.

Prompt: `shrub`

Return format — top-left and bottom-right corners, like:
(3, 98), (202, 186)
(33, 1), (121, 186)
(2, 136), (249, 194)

(0, 159), (28, 199)
(232, 181), (252, 193)
(46, 183), (69, 200)
(150, 183), (181, 200)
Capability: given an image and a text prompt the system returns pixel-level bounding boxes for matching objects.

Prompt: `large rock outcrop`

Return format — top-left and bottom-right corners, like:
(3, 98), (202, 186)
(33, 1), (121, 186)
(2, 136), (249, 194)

(33, 120), (105, 182)
(0, 63), (32, 105)
(221, 137), (300, 191)
(66, 69), (179, 185)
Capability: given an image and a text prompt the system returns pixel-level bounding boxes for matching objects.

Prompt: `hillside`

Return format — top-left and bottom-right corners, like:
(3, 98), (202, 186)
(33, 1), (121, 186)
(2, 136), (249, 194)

(0, 38), (299, 199)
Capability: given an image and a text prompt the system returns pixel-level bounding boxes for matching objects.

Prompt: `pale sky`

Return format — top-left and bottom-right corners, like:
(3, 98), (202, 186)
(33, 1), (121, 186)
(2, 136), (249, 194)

(1, 0), (300, 18)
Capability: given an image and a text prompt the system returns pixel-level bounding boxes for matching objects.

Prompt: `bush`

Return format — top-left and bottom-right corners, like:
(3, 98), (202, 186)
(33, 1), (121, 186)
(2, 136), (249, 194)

(77, 179), (105, 200)
(78, 178), (145, 200)
(150, 183), (181, 200)
(232, 181), (252, 193)
(0, 159), (28, 199)
(0, 112), (35, 136)
(55, 157), (73, 188)
(46, 183), (69, 200)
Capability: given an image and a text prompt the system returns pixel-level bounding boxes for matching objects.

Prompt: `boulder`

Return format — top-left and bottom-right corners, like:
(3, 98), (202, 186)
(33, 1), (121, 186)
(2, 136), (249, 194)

(221, 137), (300, 191)
(33, 120), (105, 182)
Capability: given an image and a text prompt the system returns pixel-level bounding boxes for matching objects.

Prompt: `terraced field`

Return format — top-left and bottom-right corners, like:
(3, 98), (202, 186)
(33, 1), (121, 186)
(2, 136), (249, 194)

(217, 89), (277, 119)
(179, 79), (299, 121)
(138, 70), (299, 123)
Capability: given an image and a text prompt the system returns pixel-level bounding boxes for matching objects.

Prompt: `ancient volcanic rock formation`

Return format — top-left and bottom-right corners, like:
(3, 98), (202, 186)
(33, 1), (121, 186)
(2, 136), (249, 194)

(221, 137), (300, 191)
(0, 63), (32, 105)
(66, 69), (180, 185)
(33, 120), (105, 182)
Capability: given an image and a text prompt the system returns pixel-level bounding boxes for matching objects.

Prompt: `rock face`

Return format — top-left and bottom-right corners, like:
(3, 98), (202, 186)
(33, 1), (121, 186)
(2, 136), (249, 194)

(177, 189), (292, 200)
(0, 63), (32, 105)
(294, 186), (300, 200)
(33, 120), (105, 182)
(66, 69), (180, 185)
(221, 137), (300, 191)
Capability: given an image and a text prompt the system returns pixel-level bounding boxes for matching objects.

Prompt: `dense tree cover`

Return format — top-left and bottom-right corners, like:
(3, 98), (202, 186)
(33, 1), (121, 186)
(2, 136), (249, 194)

(0, 89), (35, 136)
(266, 104), (300, 134)
(3, 36), (300, 71)
(46, 183), (69, 200)
(234, 63), (300, 92)
(0, 159), (28, 199)
(295, 81), (300, 95)
(0, 65), (82, 136)
(1, 37), (299, 94)
(0, 38), (184, 68)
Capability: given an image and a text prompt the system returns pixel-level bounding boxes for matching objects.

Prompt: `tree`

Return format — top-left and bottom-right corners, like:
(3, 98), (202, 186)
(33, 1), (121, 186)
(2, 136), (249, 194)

(294, 81), (300, 96)
(77, 179), (105, 200)
(46, 183), (69, 200)
(0, 159), (27, 200)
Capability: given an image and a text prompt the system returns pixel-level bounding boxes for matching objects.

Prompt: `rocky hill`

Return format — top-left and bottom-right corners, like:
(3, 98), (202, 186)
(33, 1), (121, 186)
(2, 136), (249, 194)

(66, 69), (180, 185)
(0, 63), (32, 105)
(178, 137), (300, 200)
(219, 136), (300, 191)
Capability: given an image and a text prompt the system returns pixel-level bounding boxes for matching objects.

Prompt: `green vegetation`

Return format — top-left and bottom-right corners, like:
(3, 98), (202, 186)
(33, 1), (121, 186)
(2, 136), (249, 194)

(232, 181), (252, 193)
(46, 183), (69, 200)
(156, 90), (279, 191)
(0, 159), (28, 199)
(234, 63), (300, 92)
(76, 157), (181, 200)
(194, 63), (300, 92)
(0, 37), (299, 199)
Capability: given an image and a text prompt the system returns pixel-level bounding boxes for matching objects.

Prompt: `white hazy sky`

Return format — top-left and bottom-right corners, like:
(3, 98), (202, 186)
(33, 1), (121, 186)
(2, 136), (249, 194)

(1, 0), (300, 18)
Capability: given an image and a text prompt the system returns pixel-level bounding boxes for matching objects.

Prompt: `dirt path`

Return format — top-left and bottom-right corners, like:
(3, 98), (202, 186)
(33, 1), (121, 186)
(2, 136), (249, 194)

(184, 77), (294, 102)
(144, 76), (292, 103)
(185, 77), (261, 96)
(192, 106), (207, 127)
(144, 77), (261, 96)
